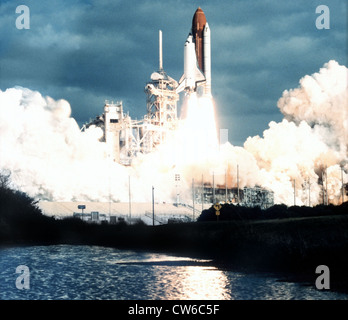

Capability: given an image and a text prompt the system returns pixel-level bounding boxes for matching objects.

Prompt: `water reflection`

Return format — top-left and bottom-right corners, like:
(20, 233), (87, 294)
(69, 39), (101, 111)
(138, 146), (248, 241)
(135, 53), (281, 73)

(171, 266), (230, 300)
(0, 245), (347, 300)
(114, 253), (230, 299)
(137, 264), (231, 300)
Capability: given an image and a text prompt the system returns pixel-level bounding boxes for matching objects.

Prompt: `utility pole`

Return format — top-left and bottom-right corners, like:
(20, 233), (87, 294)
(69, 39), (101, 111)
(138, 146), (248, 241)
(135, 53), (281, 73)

(308, 178), (311, 207)
(225, 169), (227, 203)
(192, 178), (195, 221)
(294, 179), (296, 206)
(237, 164), (240, 204)
(326, 166), (328, 205)
(213, 171), (215, 204)
(152, 186), (155, 226)
(108, 160), (111, 218)
(322, 171), (325, 205)
(128, 175), (131, 223)
(201, 174), (204, 212)
(342, 167), (345, 204)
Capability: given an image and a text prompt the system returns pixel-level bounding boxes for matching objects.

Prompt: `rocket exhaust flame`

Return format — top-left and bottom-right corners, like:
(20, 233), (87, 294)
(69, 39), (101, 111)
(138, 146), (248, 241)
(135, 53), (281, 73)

(177, 93), (218, 163)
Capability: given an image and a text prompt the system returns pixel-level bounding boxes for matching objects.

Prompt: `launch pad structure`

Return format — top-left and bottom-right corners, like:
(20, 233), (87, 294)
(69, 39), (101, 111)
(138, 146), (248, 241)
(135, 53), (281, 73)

(80, 8), (275, 210)
(83, 7), (214, 165)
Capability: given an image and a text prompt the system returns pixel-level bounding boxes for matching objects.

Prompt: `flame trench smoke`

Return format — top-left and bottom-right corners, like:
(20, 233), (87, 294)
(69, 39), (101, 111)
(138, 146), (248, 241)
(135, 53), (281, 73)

(0, 60), (347, 206)
(244, 60), (348, 205)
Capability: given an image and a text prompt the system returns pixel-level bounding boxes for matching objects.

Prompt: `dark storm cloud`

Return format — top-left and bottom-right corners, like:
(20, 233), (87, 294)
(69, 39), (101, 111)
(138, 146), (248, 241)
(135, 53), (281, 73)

(209, 0), (347, 144)
(0, 0), (346, 145)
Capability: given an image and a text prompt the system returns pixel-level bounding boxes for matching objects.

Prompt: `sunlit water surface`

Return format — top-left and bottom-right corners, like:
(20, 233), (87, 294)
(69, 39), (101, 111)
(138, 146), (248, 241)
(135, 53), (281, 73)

(0, 245), (347, 300)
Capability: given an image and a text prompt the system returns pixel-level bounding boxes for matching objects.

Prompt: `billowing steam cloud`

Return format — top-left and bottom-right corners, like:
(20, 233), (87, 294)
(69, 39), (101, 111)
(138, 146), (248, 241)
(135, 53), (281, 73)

(0, 60), (347, 206)
(244, 60), (347, 205)
(0, 87), (128, 202)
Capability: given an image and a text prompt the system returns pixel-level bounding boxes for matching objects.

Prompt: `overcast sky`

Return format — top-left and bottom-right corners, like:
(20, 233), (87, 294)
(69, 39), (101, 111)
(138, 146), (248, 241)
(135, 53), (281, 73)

(0, 0), (347, 146)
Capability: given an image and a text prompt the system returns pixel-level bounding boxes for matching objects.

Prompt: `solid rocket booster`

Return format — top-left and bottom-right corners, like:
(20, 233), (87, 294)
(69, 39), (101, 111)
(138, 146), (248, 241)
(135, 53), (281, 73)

(176, 7), (211, 96)
(203, 22), (211, 96)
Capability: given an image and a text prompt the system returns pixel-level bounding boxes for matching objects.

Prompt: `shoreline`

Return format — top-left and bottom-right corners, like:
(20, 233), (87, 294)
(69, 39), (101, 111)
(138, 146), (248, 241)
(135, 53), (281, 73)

(1, 214), (348, 295)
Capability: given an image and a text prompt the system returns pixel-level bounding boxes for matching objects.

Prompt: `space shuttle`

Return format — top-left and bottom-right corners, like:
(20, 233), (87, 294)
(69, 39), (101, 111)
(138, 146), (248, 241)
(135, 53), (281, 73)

(176, 7), (211, 97)
(176, 34), (206, 94)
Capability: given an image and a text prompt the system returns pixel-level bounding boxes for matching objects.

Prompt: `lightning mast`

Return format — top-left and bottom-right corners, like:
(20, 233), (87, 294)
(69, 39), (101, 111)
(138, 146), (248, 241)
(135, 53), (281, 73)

(144, 30), (179, 151)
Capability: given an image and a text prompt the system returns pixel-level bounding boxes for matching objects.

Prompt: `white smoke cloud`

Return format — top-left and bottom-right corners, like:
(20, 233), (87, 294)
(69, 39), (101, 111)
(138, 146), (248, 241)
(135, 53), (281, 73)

(0, 60), (347, 207)
(0, 87), (127, 202)
(244, 60), (347, 205)
(0, 87), (196, 203)
(278, 60), (347, 157)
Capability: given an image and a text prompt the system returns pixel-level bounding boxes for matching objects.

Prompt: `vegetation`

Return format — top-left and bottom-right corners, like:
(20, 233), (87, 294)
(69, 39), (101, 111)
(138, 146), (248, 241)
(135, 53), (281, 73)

(0, 172), (59, 244)
(197, 202), (348, 222)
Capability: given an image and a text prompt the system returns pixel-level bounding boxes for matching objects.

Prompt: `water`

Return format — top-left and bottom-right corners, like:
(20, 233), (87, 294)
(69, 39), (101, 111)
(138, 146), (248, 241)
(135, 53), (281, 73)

(0, 245), (347, 300)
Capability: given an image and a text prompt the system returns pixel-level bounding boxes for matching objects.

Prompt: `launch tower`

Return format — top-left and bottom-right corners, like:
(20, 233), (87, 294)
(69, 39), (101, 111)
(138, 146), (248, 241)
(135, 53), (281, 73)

(144, 30), (179, 148)
(84, 9), (211, 165)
